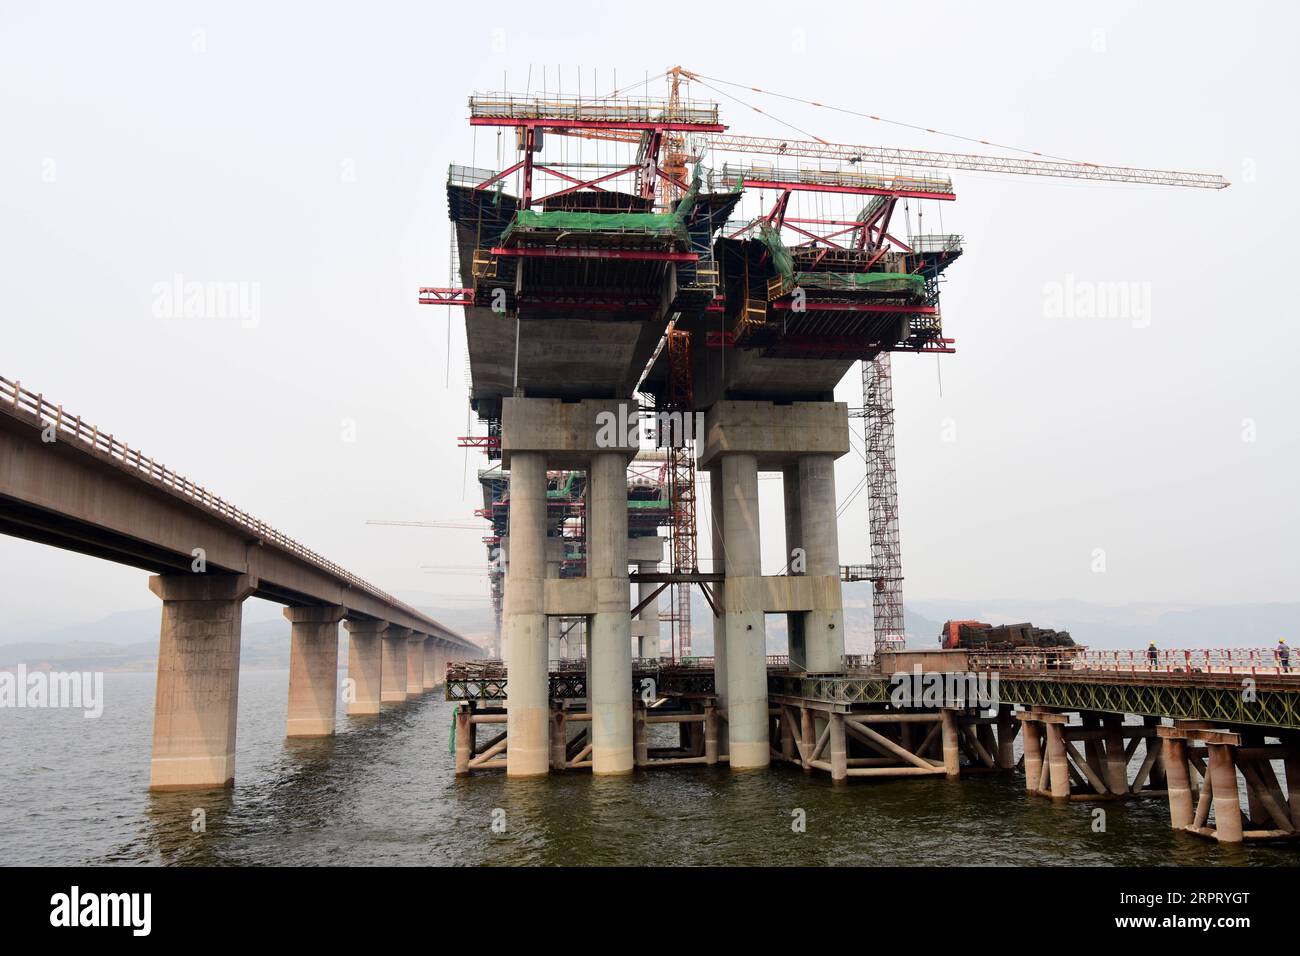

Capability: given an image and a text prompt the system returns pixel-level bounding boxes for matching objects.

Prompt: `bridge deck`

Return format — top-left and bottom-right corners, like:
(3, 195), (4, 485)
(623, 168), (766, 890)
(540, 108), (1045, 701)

(0, 375), (473, 648)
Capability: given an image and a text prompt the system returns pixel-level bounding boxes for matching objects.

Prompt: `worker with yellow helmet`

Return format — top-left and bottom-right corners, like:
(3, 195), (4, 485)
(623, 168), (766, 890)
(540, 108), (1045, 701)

(1277, 638), (1290, 673)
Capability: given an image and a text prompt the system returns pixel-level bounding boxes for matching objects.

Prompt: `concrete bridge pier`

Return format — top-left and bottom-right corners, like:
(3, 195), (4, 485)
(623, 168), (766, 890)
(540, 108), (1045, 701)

(148, 573), (256, 791)
(422, 638), (442, 690)
(406, 633), (426, 696)
(285, 604), (345, 737)
(708, 466), (728, 755)
(634, 561), (661, 660)
(503, 450), (549, 778)
(546, 558), (563, 662)
(630, 536), (664, 661)
(344, 619), (386, 715)
(381, 625), (410, 705)
(782, 462), (805, 668)
(589, 451), (633, 775)
(700, 402), (851, 770)
(719, 452), (768, 771)
(793, 454), (844, 672)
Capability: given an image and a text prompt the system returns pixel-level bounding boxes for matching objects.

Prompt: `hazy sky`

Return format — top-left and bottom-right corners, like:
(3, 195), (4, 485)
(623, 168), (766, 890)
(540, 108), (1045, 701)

(2, 2), (1297, 639)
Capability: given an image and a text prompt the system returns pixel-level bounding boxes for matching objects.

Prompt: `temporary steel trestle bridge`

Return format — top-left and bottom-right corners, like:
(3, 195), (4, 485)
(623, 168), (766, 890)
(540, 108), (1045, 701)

(448, 651), (1300, 845)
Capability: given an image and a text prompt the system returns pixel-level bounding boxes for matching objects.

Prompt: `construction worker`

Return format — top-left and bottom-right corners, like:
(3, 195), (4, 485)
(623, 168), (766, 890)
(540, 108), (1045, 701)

(1277, 638), (1291, 673)
(1147, 641), (1159, 669)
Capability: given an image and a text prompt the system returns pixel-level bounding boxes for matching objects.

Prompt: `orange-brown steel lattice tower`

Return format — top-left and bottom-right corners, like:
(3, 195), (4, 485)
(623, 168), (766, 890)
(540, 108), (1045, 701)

(864, 353), (904, 655)
(666, 327), (697, 657)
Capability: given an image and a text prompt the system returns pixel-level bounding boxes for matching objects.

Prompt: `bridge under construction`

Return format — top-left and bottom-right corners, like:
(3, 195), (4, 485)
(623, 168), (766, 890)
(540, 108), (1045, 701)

(411, 71), (1300, 847)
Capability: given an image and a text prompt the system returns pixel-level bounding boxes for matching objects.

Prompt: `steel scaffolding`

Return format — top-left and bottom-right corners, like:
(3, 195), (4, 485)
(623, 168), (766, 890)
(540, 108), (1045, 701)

(863, 354), (904, 655)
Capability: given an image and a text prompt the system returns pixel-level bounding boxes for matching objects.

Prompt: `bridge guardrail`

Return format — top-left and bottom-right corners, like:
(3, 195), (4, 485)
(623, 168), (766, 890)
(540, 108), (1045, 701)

(1, 375), (456, 640)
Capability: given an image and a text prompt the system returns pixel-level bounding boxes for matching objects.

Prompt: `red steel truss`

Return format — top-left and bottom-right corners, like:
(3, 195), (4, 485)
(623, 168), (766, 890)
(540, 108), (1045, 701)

(418, 287), (473, 305)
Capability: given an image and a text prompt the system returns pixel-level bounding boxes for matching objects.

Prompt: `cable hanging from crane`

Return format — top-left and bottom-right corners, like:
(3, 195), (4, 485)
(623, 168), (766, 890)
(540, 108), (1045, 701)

(686, 70), (1098, 164)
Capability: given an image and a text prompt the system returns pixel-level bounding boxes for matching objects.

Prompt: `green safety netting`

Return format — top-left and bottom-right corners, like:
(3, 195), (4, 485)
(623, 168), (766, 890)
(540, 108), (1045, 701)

(505, 208), (688, 240)
(756, 223), (925, 297)
(793, 271), (926, 295)
(500, 169), (715, 244)
(756, 224), (795, 282)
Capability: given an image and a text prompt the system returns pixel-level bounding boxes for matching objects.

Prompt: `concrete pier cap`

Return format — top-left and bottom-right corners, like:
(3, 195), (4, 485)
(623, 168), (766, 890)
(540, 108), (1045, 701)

(501, 397), (640, 469)
(697, 400), (850, 470)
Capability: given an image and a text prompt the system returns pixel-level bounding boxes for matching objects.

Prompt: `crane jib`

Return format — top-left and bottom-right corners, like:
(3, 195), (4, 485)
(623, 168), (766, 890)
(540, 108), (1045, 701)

(696, 134), (1229, 190)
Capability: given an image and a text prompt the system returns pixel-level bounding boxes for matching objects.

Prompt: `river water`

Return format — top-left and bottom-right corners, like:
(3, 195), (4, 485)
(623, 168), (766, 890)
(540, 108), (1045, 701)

(1, 669), (1296, 866)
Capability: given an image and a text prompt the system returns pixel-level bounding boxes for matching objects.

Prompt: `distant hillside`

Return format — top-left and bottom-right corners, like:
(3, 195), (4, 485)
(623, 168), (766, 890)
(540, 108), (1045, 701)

(0, 590), (1292, 670)
(0, 600), (485, 672)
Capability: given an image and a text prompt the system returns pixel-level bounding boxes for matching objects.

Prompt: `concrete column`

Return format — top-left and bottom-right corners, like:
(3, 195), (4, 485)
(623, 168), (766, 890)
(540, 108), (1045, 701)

(1165, 737), (1194, 830)
(504, 451), (549, 777)
(797, 454), (844, 672)
(633, 704), (649, 767)
(343, 619), (386, 715)
(546, 558), (562, 662)
(422, 638), (439, 690)
(1045, 721), (1070, 802)
(550, 708), (568, 770)
(779, 708), (795, 762)
(721, 453), (768, 770)
(147, 573), (255, 791)
(940, 709), (960, 780)
(557, 619), (573, 660)
(704, 703), (720, 765)
(589, 451), (632, 775)
(636, 560), (661, 660)
(381, 625), (410, 704)
(1208, 743), (1243, 843)
(285, 604), (345, 737)
(1022, 718), (1043, 793)
(708, 467), (728, 751)
(405, 633), (426, 695)
(782, 462), (806, 670)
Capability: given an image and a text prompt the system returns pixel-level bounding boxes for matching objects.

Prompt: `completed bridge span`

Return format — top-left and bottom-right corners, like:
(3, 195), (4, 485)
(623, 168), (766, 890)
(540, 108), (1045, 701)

(0, 376), (479, 789)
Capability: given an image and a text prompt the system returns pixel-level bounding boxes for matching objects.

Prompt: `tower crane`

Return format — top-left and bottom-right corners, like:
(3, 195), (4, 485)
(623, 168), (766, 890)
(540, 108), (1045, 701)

(559, 66), (1226, 657)
(439, 67), (1227, 660)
